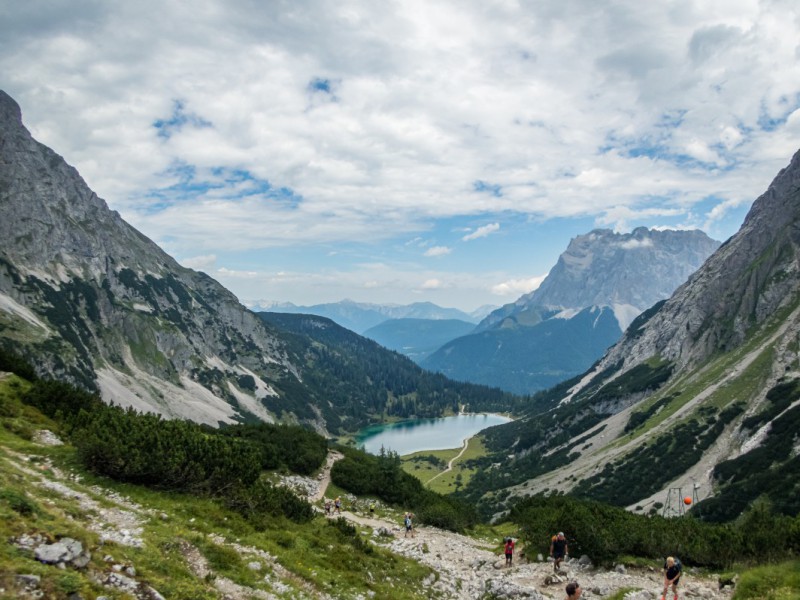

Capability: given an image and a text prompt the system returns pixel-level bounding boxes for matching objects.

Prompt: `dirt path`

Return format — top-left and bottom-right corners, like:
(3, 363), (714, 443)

(427, 436), (470, 484)
(331, 505), (730, 599)
(309, 450), (343, 502)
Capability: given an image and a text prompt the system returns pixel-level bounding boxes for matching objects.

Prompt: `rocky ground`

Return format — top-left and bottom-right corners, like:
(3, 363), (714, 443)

(4, 436), (736, 600)
(288, 453), (735, 600)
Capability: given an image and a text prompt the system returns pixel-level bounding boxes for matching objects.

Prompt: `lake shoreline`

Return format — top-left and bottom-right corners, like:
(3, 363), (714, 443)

(356, 412), (512, 456)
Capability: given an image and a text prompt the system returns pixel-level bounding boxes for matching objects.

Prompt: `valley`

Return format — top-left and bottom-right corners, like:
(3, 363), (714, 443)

(2, 86), (800, 599)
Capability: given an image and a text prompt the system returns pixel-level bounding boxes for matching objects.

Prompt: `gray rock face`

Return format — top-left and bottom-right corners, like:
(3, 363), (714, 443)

(424, 227), (719, 394)
(481, 227), (720, 331)
(0, 90), (296, 427)
(599, 147), (800, 373)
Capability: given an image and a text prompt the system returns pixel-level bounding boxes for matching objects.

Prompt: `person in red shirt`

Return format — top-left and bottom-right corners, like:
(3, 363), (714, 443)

(504, 537), (515, 567)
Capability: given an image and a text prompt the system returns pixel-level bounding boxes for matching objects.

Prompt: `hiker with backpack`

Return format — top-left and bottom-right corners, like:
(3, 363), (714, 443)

(404, 512), (415, 537)
(661, 556), (682, 600)
(550, 531), (568, 572)
(504, 537), (515, 567)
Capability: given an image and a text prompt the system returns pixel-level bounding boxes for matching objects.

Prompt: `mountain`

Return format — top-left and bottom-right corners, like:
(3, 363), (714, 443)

(0, 90), (516, 433)
(257, 312), (520, 424)
(424, 228), (720, 394)
(362, 317), (476, 363)
(252, 299), (481, 334)
(458, 148), (800, 521)
(479, 227), (721, 331)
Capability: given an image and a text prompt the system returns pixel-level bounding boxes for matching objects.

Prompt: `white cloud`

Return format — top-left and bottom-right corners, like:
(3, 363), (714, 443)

(424, 246), (452, 257)
(491, 275), (546, 296)
(216, 267), (259, 278)
(180, 254), (217, 271)
(462, 222), (500, 241)
(619, 238), (654, 250)
(2, 0), (799, 308)
(420, 279), (443, 290)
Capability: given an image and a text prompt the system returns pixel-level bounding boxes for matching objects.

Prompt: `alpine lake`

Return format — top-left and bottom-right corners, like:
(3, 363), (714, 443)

(355, 413), (512, 456)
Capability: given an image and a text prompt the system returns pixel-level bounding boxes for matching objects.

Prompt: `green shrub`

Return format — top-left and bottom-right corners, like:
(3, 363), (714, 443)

(0, 487), (38, 515)
(73, 406), (261, 492)
(331, 446), (477, 532)
(0, 346), (38, 381)
(733, 561), (800, 600)
(507, 494), (794, 569)
(224, 479), (314, 525)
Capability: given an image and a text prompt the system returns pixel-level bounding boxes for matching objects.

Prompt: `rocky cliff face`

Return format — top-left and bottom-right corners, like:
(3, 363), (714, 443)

(424, 228), (719, 395)
(463, 148), (800, 516)
(480, 228), (720, 331)
(598, 149), (800, 373)
(0, 90), (293, 426)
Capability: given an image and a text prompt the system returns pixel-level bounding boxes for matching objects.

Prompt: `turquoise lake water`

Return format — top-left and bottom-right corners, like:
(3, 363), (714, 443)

(356, 413), (512, 456)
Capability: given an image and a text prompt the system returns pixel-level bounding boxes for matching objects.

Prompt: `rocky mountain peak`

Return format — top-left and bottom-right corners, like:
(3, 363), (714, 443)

(0, 89), (292, 425)
(480, 227), (720, 330)
(0, 90), (22, 124)
(599, 147), (800, 372)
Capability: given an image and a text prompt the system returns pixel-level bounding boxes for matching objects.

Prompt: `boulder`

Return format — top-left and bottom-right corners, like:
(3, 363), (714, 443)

(34, 537), (90, 568)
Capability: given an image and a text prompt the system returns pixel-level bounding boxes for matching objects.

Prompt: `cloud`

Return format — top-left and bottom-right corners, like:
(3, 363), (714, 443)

(180, 254), (217, 271)
(491, 275), (546, 296)
(462, 222), (500, 241)
(2, 0), (799, 309)
(619, 238), (654, 250)
(420, 278), (443, 290)
(216, 267), (259, 278)
(424, 246), (452, 257)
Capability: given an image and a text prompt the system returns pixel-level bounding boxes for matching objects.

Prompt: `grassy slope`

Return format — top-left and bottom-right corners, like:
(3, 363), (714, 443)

(400, 435), (489, 494)
(0, 374), (438, 600)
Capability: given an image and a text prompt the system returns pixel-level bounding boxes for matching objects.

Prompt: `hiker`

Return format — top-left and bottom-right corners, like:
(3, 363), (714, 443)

(404, 512), (415, 537)
(565, 581), (582, 600)
(369, 500), (376, 515)
(324, 499), (332, 516)
(661, 556), (682, 600)
(550, 531), (568, 572)
(504, 536), (515, 566)
(334, 497), (342, 514)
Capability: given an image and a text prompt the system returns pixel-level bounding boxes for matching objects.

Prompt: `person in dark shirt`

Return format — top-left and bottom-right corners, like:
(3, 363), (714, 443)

(661, 556), (682, 600)
(550, 532), (568, 572)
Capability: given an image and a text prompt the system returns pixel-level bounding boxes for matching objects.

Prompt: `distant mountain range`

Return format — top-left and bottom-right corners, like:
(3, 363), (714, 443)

(250, 299), (493, 334)
(362, 318), (477, 363)
(423, 228), (720, 394)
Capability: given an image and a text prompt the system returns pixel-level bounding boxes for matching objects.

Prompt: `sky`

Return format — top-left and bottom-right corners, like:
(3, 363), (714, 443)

(2, 0), (800, 312)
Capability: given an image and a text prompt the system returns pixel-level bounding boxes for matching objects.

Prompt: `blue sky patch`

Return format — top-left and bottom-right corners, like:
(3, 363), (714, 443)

(153, 100), (212, 139)
(473, 180), (503, 197)
(146, 163), (303, 208)
(757, 94), (800, 132)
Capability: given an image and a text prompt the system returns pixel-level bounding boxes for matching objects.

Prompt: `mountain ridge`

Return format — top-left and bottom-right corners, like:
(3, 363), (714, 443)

(424, 227), (719, 394)
(0, 90), (517, 433)
(458, 147), (800, 520)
